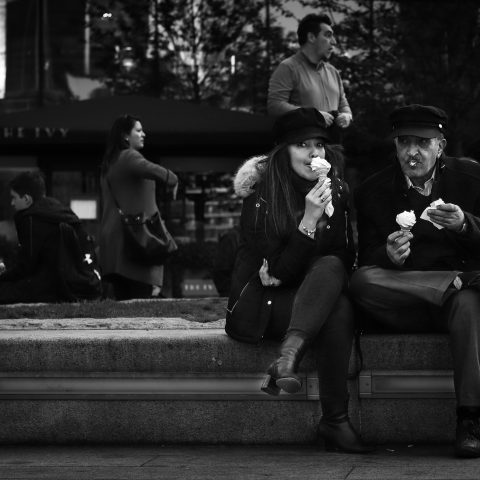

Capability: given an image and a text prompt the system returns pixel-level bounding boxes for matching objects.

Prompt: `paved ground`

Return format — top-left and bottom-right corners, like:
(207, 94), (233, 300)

(0, 444), (480, 479)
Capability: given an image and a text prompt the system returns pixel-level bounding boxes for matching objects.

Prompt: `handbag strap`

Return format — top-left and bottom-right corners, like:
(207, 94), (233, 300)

(105, 176), (124, 214)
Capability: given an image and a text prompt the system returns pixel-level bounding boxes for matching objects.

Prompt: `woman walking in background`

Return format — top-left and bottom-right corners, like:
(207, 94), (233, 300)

(99, 114), (178, 300)
(226, 108), (371, 453)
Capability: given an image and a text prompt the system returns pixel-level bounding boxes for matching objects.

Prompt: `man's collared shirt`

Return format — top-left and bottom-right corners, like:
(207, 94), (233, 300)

(405, 169), (436, 196)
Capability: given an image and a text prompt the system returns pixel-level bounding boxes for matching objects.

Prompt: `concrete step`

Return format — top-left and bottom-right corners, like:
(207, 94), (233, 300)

(0, 317), (454, 444)
(359, 333), (454, 443)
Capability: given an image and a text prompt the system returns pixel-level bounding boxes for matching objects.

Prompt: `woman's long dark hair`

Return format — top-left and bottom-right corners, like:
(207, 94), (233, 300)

(260, 143), (345, 239)
(101, 114), (140, 176)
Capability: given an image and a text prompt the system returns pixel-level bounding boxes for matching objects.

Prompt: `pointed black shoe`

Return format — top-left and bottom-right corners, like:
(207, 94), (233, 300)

(261, 334), (308, 396)
(318, 416), (374, 454)
(455, 417), (480, 458)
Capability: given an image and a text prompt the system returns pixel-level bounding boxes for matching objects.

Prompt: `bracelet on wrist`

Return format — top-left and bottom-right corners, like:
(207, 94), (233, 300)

(300, 222), (316, 237)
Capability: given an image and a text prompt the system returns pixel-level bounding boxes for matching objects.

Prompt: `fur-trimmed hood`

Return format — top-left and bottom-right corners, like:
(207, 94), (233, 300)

(233, 145), (345, 198)
(233, 155), (268, 198)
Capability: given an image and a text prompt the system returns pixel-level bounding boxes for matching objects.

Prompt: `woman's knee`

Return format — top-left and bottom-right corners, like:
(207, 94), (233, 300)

(307, 256), (347, 289)
(310, 255), (344, 273)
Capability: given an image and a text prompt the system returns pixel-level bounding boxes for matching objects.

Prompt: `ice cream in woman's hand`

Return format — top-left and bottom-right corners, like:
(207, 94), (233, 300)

(396, 210), (416, 232)
(310, 156), (331, 179)
(310, 156), (334, 217)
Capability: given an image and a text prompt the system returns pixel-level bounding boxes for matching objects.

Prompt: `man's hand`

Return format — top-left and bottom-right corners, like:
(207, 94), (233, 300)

(427, 203), (464, 232)
(335, 113), (352, 129)
(320, 111), (335, 127)
(259, 259), (282, 287)
(386, 231), (413, 266)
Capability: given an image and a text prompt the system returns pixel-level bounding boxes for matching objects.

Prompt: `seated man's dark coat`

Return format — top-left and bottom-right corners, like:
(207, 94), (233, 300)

(355, 155), (480, 271)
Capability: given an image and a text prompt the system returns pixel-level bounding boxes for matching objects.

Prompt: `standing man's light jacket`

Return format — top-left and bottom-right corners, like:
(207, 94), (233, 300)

(268, 51), (352, 118)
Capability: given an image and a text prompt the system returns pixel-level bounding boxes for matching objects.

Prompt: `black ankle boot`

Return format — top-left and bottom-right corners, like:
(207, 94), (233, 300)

(318, 417), (374, 453)
(455, 406), (480, 458)
(261, 334), (308, 396)
(318, 398), (374, 453)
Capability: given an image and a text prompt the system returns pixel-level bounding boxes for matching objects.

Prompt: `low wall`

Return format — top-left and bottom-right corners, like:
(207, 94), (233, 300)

(0, 317), (454, 444)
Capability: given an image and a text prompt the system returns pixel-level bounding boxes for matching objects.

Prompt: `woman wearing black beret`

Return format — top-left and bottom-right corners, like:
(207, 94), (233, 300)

(226, 107), (371, 453)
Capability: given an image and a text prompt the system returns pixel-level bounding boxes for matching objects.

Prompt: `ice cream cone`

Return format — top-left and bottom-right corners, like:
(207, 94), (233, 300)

(396, 210), (416, 232)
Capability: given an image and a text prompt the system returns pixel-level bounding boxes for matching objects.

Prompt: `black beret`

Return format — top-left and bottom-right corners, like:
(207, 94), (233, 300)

(273, 107), (330, 144)
(390, 104), (448, 138)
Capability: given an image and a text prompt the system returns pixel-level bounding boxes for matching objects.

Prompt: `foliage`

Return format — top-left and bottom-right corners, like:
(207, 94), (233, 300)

(299, 0), (480, 162)
(87, 0), (480, 159)
(88, 0), (153, 94)
(395, 0), (480, 156)
(88, 0), (295, 111)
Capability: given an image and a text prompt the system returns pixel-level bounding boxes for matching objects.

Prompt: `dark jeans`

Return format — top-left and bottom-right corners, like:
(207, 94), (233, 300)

(264, 255), (354, 404)
(350, 266), (480, 406)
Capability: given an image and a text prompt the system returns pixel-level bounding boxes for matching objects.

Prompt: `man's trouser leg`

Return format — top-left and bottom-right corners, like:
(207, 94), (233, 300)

(351, 266), (480, 406)
(442, 290), (480, 406)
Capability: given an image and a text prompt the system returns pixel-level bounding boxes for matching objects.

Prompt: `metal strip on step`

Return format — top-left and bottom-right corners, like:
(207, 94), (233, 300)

(0, 373), (321, 401)
(359, 370), (455, 398)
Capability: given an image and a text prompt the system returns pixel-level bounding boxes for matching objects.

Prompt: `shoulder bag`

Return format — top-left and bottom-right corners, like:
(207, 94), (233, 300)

(106, 178), (177, 265)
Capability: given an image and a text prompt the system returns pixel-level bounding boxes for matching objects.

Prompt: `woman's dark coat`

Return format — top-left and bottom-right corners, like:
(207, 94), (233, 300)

(99, 148), (177, 286)
(226, 155), (355, 344)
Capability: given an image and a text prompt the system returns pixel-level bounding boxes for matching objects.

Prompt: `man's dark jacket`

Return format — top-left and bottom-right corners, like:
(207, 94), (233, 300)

(0, 197), (81, 303)
(355, 155), (480, 271)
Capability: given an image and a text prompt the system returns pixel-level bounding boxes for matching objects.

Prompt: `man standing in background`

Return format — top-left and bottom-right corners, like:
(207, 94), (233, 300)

(268, 13), (352, 132)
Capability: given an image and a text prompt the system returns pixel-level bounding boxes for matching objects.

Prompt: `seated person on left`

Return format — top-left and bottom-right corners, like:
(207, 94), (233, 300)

(0, 171), (93, 303)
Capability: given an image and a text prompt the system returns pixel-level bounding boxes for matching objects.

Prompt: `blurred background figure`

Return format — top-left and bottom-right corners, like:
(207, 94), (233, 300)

(99, 114), (178, 300)
(0, 170), (101, 303)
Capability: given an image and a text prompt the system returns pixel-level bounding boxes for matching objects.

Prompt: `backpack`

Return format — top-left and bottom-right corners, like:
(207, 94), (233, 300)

(57, 222), (102, 301)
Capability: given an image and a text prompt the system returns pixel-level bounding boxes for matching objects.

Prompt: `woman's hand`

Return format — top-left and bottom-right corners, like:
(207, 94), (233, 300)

(259, 259), (282, 287)
(302, 177), (332, 229)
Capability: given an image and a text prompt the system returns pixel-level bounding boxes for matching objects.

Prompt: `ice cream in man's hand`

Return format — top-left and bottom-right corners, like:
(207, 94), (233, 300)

(310, 156), (331, 179)
(396, 210), (416, 232)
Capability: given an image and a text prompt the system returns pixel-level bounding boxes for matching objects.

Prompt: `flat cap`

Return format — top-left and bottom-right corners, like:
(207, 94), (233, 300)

(273, 107), (330, 144)
(390, 104), (448, 138)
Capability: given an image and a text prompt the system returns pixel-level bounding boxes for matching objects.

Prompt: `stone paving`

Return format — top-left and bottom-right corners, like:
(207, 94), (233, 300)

(0, 444), (479, 479)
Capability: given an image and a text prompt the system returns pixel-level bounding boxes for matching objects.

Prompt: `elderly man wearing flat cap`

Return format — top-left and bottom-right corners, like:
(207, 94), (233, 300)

(350, 104), (480, 458)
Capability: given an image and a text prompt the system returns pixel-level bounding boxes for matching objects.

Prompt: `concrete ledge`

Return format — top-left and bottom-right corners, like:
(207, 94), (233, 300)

(358, 333), (455, 443)
(0, 317), (455, 444)
(0, 328), (318, 373)
(0, 319), (358, 444)
(0, 400), (325, 444)
(0, 373), (323, 400)
(359, 370), (454, 398)
(360, 334), (452, 370)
